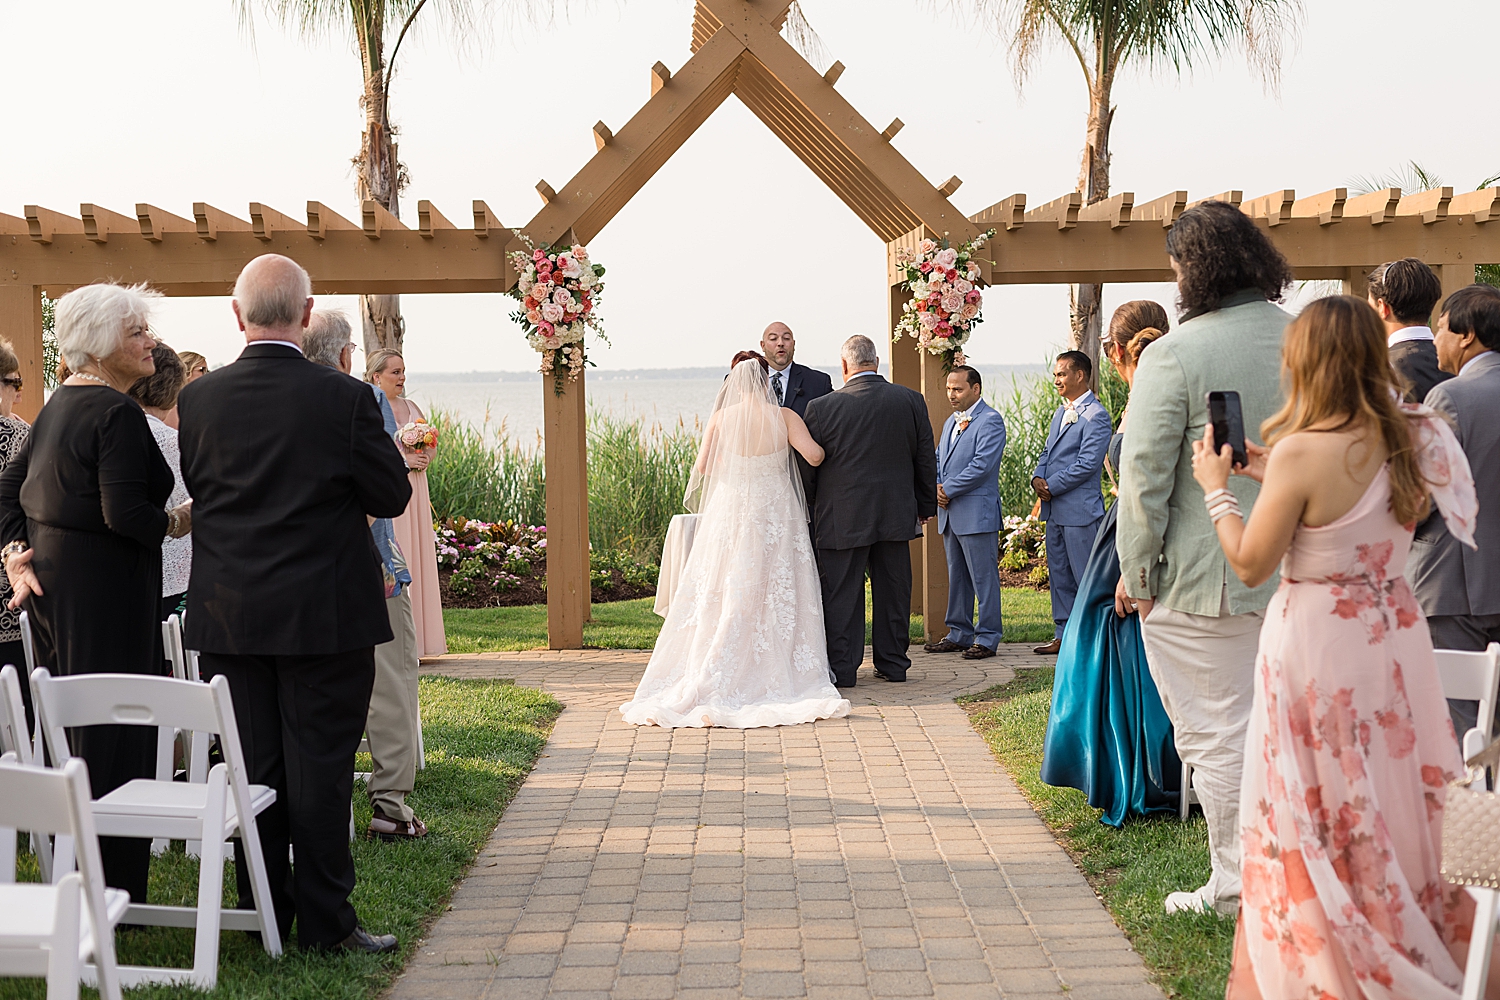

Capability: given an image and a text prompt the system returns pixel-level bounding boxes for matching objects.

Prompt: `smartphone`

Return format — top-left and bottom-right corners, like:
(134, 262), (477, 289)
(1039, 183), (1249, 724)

(1207, 391), (1248, 468)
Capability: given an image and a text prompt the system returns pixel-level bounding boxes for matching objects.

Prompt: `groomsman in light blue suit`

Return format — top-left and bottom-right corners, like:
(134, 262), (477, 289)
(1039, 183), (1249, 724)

(1031, 351), (1111, 655)
(924, 366), (1007, 659)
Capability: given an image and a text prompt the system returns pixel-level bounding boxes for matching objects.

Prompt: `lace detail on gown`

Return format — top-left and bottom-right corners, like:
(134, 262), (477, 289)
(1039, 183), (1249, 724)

(620, 450), (849, 729)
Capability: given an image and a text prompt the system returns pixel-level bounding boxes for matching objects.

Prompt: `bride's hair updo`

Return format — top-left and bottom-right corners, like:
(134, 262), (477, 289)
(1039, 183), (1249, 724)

(731, 350), (769, 371)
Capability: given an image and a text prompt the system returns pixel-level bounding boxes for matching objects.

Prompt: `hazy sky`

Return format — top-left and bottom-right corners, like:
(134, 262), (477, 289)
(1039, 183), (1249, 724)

(5, 0), (1494, 374)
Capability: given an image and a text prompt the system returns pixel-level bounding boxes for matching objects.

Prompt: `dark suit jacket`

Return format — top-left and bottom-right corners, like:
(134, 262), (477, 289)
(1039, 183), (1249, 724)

(1389, 337), (1452, 403)
(803, 374), (937, 550)
(177, 343), (412, 655)
(775, 362), (834, 418)
(1408, 350), (1500, 618)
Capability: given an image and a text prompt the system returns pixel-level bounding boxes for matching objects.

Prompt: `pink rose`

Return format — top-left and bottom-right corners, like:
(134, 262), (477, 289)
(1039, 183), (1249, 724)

(526, 308), (542, 324)
(918, 261), (933, 274)
(552, 287), (572, 307)
(541, 302), (565, 324)
(543, 335), (562, 350)
(965, 290), (982, 304)
(539, 320), (555, 335)
(935, 321), (952, 336)
(918, 310), (940, 330)
(953, 278), (973, 294)
(960, 302), (980, 320)
(935, 248), (958, 269)
(940, 291), (964, 313)
(918, 238), (937, 255)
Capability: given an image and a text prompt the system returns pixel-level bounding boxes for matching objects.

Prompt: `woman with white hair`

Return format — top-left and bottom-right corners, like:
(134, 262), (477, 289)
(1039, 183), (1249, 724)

(0, 281), (193, 904)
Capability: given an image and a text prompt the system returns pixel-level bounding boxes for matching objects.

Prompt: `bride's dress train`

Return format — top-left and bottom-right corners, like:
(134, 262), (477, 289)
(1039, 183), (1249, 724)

(620, 361), (849, 729)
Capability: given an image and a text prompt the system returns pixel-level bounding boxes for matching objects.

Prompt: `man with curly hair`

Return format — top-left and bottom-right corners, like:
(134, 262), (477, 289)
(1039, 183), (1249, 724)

(1116, 201), (1292, 917)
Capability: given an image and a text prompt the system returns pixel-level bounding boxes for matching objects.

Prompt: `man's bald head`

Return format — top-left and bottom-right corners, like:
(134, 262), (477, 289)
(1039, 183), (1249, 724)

(760, 321), (795, 371)
(232, 254), (313, 344)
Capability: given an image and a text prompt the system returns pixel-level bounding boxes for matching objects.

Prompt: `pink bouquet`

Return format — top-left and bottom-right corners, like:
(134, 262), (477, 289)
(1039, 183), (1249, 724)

(396, 421), (438, 452)
(892, 230), (995, 370)
(506, 232), (607, 395)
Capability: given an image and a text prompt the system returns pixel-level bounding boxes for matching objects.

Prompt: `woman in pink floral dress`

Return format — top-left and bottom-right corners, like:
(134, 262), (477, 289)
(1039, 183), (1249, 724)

(1191, 295), (1486, 999)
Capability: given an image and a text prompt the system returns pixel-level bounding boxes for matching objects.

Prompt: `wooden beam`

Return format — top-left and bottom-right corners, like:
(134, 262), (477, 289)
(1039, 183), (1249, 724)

(80, 204), (139, 243)
(1077, 192), (1133, 229)
(0, 284), (45, 422)
(1242, 189), (1295, 226)
(1396, 186), (1453, 225)
(822, 60), (844, 86)
(1344, 188), (1401, 225)
(472, 200), (502, 238)
(650, 60), (671, 95)
(135, 204), (197, 242)
(970, 194), (1025, 232)
(881, 118), (903, 141)
(1190, 190), (1243, 209)
(1451, 188), (1500, 223)
(417, 200), (456, 238)
(306, 201), (359, 240)
(1025, 192), (1081, 230)
(1290, 188), (1346, 226)
(592, 121), (613, 151)
(193, 202), (250, 242)
(25, 205), (84, 244)
(1133, 191), (1187, 228)
(361, 200), (405, 239)
(0, 214), (28, 236)
(249, 203), (302, 241)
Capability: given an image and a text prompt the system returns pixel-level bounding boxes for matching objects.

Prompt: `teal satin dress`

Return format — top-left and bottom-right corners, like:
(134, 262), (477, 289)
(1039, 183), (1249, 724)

(1040, 432), (1181, 826)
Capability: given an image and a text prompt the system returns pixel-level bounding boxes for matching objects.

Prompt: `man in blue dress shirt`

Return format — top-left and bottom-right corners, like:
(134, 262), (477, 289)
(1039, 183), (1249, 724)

(924, 366), (1007, 659)
(1032, 351), (1112, 654)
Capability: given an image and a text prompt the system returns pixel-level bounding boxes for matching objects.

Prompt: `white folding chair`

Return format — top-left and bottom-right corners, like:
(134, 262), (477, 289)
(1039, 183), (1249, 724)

(1178, 762), (1199, 821)
(1437, 643), (1500, 743)
(31, 669), (282, 990)
(1459, 726), (1499, 1000)
(0, 665), (55, 881)
(18, 610), (35, 675)
(0, 757), (127, 1000)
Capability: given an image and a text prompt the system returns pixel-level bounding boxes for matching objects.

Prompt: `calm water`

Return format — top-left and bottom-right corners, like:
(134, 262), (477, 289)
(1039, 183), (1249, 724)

(404, 365), (1047, 443)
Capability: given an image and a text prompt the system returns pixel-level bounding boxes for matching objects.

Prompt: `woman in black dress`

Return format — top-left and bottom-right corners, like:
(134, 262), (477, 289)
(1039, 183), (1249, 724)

(0, 282), (192, 903)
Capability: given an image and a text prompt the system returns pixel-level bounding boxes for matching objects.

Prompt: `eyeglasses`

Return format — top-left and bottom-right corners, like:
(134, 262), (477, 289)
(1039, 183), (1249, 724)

(190, 365), (208, 375)
(1, 376), (21, 389)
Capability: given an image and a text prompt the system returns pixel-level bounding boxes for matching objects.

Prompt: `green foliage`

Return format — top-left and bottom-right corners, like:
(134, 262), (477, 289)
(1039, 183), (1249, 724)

(425, 412), (547, 527)
(41, 294), (60, 391)
(589, 548), (657, 588)
(447, 556), (492, 597)
(991, 372), (1062, 518)
(1480, 263), (1499, 288)
(963, 669), (1234, 999)
(1, 677), (560, 1000)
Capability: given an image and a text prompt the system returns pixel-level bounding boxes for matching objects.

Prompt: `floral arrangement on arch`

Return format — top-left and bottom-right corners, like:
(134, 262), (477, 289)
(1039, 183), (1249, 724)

(507, 233), (607, 394)
(892, 229), (995, 369)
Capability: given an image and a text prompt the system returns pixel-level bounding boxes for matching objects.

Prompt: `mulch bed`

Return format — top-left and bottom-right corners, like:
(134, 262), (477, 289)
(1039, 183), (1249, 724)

(1000, 567), (1048, 590)
(438, 562), (655, 609)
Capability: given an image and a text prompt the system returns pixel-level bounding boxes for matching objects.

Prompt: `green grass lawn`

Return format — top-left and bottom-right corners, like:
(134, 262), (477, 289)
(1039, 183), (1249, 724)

(2, 677), (561, 1000)
(959, 669), (1233, 1000)
(443, 586), (1055, 652)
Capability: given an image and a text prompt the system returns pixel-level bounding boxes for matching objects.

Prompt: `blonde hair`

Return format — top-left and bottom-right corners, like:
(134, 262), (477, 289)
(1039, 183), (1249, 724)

(178, 350), (206, 373)
(1262, 296), (1430, 526)
(365, 348), (404, 384)
(1124, 327), (1166, 364)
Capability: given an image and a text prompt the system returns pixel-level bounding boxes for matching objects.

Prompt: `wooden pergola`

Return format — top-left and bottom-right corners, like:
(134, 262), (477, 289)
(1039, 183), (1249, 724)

(3, 0), (1497, 648)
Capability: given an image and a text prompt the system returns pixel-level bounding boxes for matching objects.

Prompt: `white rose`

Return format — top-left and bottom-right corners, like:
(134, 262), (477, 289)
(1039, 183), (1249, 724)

(910, 280), (928, 300)
(560, 255), (584, 279)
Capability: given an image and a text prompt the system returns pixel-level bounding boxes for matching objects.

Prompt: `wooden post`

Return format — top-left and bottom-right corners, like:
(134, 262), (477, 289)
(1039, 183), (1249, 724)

(0, 284), (45, 423)
(1435, 262), (1476, 322)
(1341, 265), (1374, 298)
(888, 285), (925, 615)
(544, 369), (588, 649)
(579, 400), (592, 624)
(918, 350), (950, 643)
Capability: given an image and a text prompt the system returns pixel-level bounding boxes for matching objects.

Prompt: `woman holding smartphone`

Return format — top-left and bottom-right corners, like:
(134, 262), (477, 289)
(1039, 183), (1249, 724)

(1192, 295), (1482, 998)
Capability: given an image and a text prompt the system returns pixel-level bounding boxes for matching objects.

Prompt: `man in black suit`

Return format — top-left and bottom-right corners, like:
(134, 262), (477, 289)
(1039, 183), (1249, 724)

(1367, 258), (1451, 403)
(761, 321), (833, 417)
(803, 335), (937, 687)
(178, 254), (412, 954)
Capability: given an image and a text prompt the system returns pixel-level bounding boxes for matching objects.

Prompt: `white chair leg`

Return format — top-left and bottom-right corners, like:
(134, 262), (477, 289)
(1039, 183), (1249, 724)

(52, 834), (76, 882)
(187, 770), (228, 991)
(45, 872), (82, 1000)
(1464, 886), (1499, 1000)
(238, 815), (283, 957)
(185, 730), (211, 859)
(1179, 762), (1192, 821)
(151, 726), (176, 856)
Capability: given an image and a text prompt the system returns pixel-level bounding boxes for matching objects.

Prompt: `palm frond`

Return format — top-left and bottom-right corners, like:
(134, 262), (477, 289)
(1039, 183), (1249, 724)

(1349, 160), (1443, 197)
(782, 1), (832, 74)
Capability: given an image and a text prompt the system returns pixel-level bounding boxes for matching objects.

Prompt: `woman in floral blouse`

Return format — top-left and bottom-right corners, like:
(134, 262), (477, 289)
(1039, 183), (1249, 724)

(1192, 296), (1484, 999)
(0, 339), (29, 677)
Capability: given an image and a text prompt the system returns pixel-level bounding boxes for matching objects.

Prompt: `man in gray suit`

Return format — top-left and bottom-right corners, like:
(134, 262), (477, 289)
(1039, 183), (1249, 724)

(804, 335), (937, 687)
(1117, 201), (1292, 916)
(1408, 284), (1500, 733)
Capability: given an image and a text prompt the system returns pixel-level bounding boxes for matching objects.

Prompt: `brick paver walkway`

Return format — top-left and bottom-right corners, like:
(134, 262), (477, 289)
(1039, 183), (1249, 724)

(390, 647), (1163, 1000)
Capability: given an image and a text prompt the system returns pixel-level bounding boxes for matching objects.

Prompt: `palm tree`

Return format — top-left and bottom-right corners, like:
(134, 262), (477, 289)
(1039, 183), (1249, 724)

(947, 0), (1302, 371)
(240, 0), (499, 354)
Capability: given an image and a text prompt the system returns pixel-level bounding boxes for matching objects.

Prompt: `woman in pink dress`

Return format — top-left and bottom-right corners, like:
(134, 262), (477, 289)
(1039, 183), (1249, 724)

(1191, 295), (1487, 999)
(368, 349), (448, 657)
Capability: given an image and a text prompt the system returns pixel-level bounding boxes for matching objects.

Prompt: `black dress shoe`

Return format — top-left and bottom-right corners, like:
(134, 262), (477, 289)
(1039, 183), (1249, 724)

(922, 638), (966, 653)
(962, 644), (996, 660)
(338, 925), (398, 954)
(873, 669), (907, 683)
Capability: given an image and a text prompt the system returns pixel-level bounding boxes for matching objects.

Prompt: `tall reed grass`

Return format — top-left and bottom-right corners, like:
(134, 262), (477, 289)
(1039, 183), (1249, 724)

(425, 409), (697, 566)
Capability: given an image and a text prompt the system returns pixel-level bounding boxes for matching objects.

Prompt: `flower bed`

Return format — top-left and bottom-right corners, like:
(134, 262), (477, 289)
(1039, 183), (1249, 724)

(435, 517), (658, 608)
(1000, 514), (1049, 589)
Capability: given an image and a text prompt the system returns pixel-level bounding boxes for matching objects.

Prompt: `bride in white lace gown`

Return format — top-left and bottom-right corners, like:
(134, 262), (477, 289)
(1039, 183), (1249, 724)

(620, 356), (851, 729)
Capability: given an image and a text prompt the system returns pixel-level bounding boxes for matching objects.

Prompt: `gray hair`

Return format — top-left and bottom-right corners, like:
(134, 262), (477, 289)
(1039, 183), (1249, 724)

(304, 310), (353, 369)
(55, 283), (161, 370)
(233, 254), (312, 328)
(841, 334), (879, 369)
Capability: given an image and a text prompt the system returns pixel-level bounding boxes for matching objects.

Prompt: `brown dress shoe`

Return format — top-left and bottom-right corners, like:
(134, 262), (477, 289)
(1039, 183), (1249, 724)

(1033, 638), (1062, 655)
(369, 808), (429, 842)
(923, 638), (966, 653)
(962, 644), (996, 659)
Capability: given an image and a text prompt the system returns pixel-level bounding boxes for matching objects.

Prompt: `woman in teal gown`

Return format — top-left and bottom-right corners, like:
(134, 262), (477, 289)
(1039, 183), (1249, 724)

(1040, 303), (1181, 827)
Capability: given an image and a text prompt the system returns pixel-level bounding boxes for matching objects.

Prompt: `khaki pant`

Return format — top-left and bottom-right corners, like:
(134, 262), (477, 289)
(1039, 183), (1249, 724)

(1141, 585), (1263, 908)
(367, 590), (420, 822)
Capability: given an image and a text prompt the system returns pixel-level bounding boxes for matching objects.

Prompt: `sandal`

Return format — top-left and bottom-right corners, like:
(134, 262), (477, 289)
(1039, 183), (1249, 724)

(368, 808), (428, 842)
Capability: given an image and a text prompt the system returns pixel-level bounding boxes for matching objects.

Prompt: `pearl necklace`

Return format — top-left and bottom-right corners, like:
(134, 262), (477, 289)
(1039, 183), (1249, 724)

(72, 371), (113, 388)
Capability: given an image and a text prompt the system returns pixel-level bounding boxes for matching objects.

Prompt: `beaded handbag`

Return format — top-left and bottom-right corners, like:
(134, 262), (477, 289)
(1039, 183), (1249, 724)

(1442, 734), (1500, 889)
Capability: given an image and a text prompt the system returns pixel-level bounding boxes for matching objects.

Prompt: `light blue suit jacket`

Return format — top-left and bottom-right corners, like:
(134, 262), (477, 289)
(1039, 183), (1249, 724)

(1032, 390), (1111, 526)
(936, 398), (1006, 535)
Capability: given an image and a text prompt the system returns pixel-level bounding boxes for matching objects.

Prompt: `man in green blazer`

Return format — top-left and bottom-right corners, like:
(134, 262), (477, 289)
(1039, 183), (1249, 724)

(1116, 202), (1292, 917)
